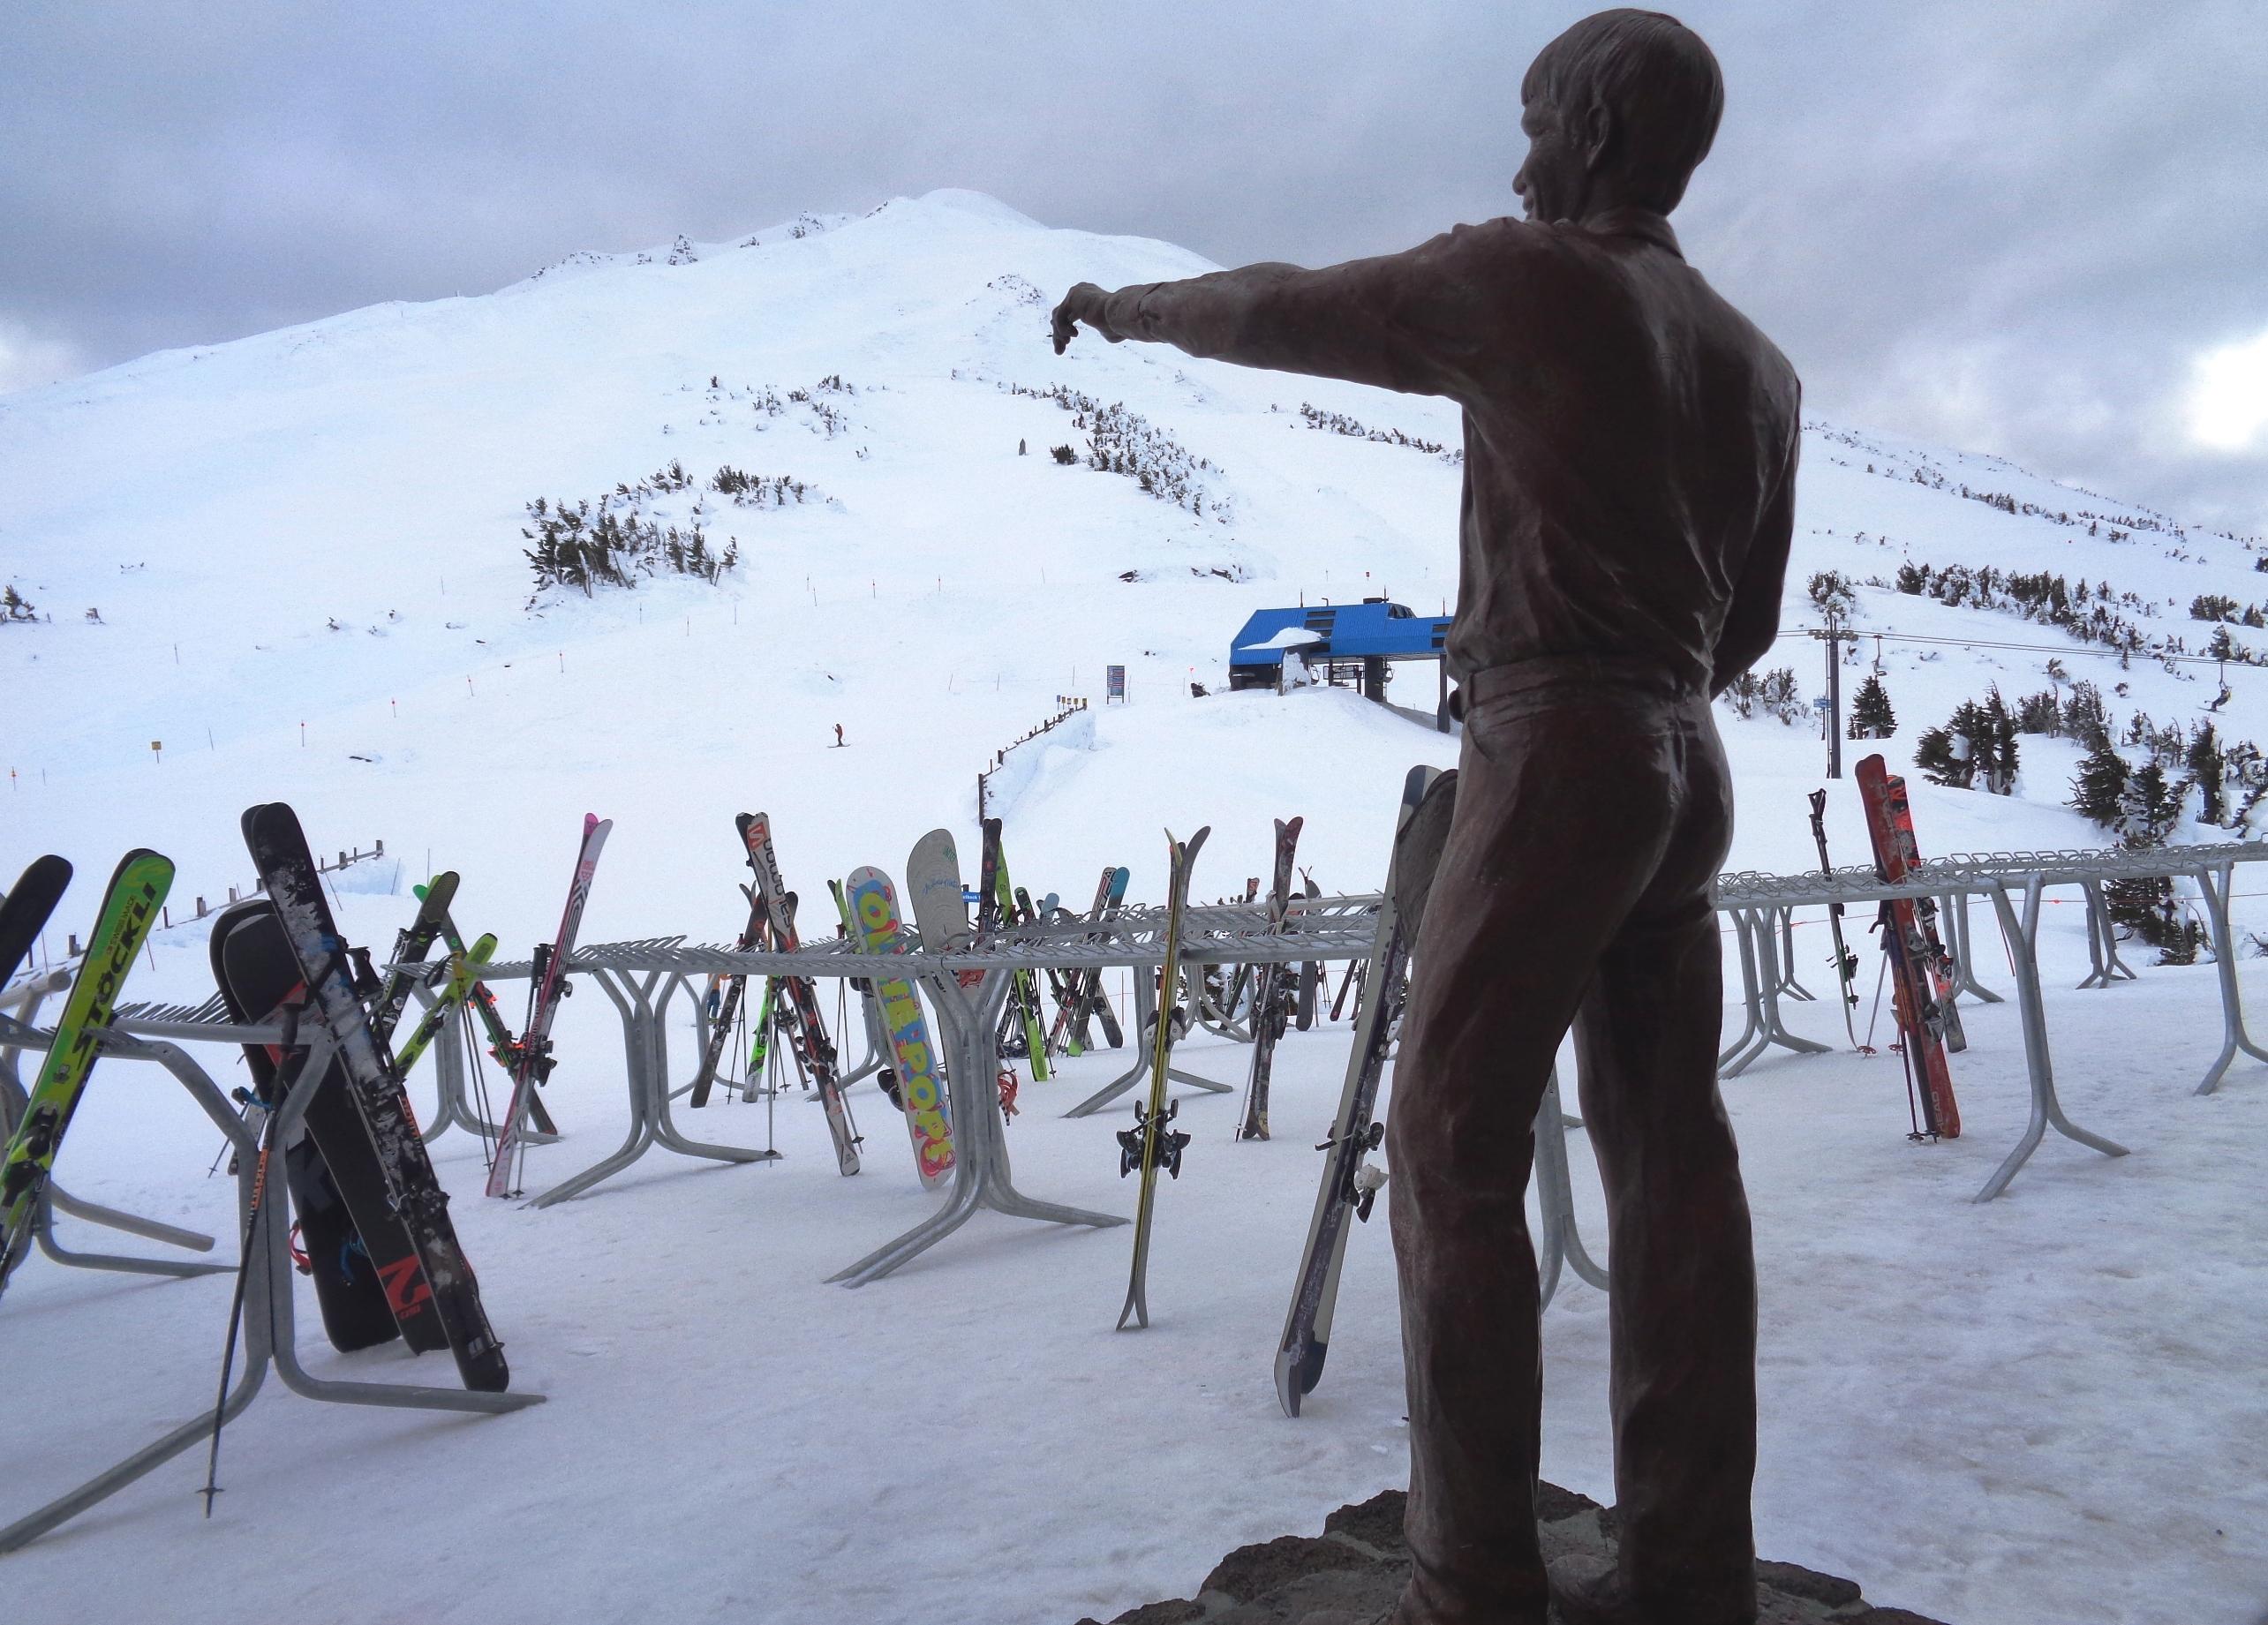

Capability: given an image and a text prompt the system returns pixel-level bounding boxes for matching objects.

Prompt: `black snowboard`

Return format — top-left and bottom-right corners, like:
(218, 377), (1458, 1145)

(208, 899), (445, 1353)
(243, 801), (510, 1392)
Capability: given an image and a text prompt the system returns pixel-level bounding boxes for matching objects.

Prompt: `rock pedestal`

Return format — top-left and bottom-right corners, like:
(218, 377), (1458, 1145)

(1076, 1485), (1949, 1625)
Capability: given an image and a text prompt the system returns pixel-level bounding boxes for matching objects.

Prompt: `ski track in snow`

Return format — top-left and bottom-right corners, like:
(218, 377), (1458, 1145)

(2, 190), (2264, 1624)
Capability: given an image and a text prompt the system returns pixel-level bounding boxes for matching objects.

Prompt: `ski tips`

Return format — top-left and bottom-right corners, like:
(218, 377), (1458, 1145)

(7, 854), (72, 900)
(1164, 824), (1212, 861)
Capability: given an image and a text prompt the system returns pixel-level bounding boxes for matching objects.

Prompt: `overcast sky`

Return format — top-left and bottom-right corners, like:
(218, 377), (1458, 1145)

(4, 1), (2264, 535)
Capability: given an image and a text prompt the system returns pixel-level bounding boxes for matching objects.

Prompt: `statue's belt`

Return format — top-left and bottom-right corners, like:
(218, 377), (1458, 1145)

(1450, 655), (1703, 721)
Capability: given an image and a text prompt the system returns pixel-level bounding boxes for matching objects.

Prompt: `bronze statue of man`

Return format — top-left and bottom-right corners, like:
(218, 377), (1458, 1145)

(1054, 11), (1797, 1624)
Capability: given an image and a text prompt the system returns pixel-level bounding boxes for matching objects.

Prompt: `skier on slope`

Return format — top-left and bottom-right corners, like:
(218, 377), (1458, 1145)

(1053, 12), (1797, 1625)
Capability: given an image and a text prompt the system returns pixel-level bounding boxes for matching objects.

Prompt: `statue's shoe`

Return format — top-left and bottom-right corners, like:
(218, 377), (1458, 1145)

(1547, 1554), (1759, 1625)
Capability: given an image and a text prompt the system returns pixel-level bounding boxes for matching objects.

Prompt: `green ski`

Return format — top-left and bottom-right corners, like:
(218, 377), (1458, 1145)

(1, 848), (174, 1295)
(390, 934), (501, 1075)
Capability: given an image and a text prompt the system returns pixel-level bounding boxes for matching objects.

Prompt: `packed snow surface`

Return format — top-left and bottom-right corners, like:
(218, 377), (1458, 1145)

(2, 190), (2264, 1623)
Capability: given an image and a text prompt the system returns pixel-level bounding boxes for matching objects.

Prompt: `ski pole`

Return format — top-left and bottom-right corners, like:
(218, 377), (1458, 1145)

(199, 1072), (283, 1516)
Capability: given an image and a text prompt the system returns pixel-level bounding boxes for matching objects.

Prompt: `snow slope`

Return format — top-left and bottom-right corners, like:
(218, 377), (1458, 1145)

(2, 190), (2264, 1622)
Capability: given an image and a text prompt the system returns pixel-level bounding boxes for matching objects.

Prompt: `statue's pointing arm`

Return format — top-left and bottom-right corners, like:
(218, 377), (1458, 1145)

(1051, 227), (1499, 398)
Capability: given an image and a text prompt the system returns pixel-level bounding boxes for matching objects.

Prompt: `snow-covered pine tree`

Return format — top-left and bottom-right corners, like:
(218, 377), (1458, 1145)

(2187, 722), (2227, 824)
(2070, 740), (2129, 827)
(2118, 760), (2180, 847)
(1847, 673), (1896, 738)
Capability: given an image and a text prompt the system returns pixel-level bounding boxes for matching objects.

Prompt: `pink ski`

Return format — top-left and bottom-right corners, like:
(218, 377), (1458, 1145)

(489, 814), (612, 1197)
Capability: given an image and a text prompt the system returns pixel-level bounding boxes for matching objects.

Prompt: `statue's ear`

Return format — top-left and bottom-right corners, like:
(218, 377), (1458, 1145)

(1579, 97), (1614, 173)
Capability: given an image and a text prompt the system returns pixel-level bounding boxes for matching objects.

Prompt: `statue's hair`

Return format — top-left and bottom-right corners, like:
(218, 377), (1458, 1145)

(1522, 10), (1724, 213)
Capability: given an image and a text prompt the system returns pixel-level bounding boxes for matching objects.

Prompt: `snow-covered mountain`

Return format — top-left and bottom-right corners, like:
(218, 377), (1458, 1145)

(8, 184), (2267, 937)
(4, 190), (2264, 1625)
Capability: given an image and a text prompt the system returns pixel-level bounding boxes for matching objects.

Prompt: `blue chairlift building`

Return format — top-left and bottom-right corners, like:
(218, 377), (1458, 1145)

(1227, 598), (1454, 726)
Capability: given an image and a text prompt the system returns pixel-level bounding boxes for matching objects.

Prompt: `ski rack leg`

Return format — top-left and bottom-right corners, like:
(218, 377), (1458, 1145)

(829, 978), (890, 1091)
(1532, 1067), (1609, 1311)
(1063, 968), (1232, 1117)
(2193, 861), (2268, 1095)
(0, 1010), (226, 1279)
(1165, 964), (1236, 1094)
(420, 989), (460, 1145)
(1720, 909), (1826, 1077)
(0, 1027), (538, 1555)
(1940, 888), (2005, 1004)
(2076, 879), (2139, 989)
(1749, 907), (1830, 1062)
(1193, 967), (1252, 1043)
(418, 986), (542, 1146)
(1715, 909), (1765, 1075)
(1773, 907), (1816, 1002)
(526, 967), (655, 1207)
(426, 1008), (513, 1144)
(827, 968), (1123, 1288)
(1973, 875), (2129, 1203)
(644, 973), (779, 1166)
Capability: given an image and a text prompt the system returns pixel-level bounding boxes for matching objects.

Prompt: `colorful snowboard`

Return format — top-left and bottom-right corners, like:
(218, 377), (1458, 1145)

(846, 867), (955, 1189)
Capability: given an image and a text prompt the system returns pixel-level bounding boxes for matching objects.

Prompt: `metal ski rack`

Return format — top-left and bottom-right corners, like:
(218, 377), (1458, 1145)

(0, 1008), (540, 1554)
(1709, 840), (2268, 1199)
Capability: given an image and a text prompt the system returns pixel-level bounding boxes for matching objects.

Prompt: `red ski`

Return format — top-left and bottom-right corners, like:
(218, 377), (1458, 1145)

(1855, 756), (1961, 1138)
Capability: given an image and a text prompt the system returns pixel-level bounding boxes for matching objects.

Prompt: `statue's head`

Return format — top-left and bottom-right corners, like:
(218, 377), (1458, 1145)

(1515, 10), (1723, 222)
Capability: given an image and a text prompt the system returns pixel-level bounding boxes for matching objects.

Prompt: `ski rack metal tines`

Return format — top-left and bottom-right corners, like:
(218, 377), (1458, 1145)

(1713, 839), (2268, 907)
(463, 899), (1390, 982)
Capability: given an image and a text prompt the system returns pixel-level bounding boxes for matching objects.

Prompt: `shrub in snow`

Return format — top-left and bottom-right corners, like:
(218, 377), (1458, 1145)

(519, 456), (835, 603)
(0, 584), (34, 622)
(1000, 380), (1231, 521)
(1722, 666), (1805, 726)
(1806, 569), (1857, 620)
(1296, 402), (1461, 464)
(711, 467), (823, 507)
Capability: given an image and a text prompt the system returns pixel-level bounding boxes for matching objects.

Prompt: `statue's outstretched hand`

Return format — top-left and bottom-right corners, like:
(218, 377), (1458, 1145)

(1051, 283), (1118, 354)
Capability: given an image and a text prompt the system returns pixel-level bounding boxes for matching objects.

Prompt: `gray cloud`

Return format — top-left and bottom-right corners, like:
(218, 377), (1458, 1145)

(4, 0), (2264, 533)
